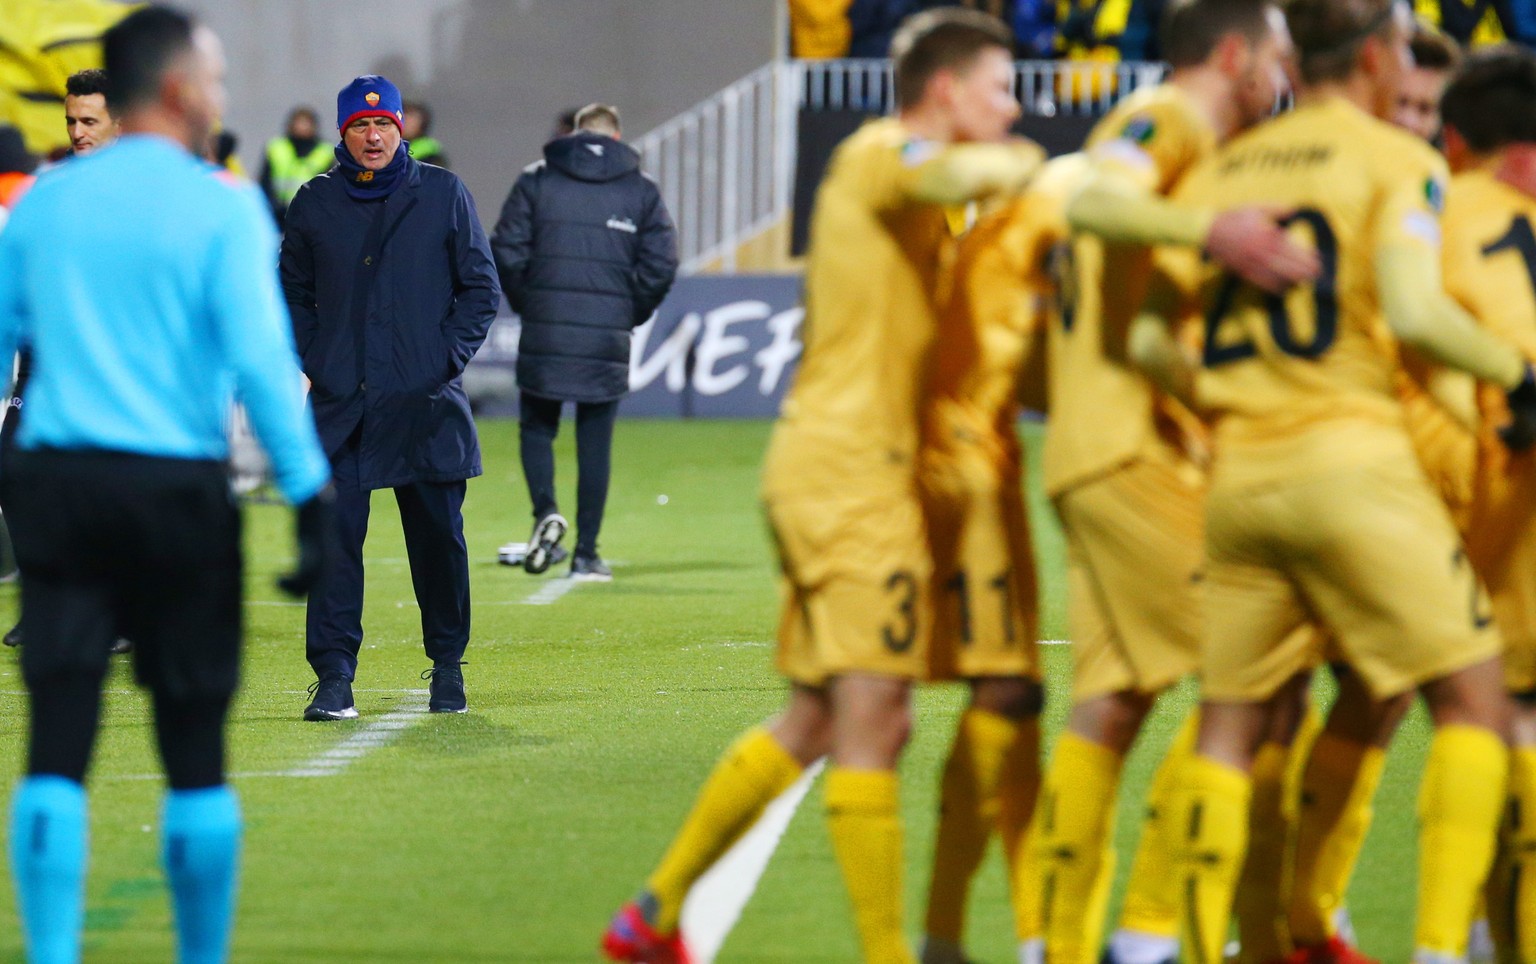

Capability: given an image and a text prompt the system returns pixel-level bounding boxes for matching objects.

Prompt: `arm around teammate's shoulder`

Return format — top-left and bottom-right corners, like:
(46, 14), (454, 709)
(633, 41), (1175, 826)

(906, 138), (1045, 205)
(1375, 224), (1526, 392)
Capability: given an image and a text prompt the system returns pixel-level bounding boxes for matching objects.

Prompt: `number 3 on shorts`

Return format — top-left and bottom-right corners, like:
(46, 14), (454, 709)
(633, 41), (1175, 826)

(882, 571), (918, 653)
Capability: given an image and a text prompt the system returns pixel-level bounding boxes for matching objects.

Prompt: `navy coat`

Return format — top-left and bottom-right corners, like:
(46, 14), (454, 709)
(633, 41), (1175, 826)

(280, 157), (500, 489)
(491, 132), (678, 403)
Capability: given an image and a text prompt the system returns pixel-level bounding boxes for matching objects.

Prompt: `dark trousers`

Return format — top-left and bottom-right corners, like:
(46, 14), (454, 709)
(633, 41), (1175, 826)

(518, 392), (618, 557)
(6, 451), (239, 788)
(305, 430), (470, 681)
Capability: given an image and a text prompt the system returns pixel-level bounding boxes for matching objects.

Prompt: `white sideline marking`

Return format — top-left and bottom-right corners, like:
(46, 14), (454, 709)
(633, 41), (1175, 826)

(681, 759), (826, 964)
(96, 689), (432, 782)
(1041, 639), (1069, 646)
(255, 689), (431, 778)
(521, 578), (581, 606)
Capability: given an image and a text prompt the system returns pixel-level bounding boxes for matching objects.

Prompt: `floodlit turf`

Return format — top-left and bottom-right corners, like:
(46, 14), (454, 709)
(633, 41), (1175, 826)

(0, 419), (1429, 962)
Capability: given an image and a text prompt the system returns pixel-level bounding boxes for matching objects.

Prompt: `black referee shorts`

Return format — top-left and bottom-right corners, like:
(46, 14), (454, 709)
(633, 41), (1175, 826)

(4, 449), (242, 700)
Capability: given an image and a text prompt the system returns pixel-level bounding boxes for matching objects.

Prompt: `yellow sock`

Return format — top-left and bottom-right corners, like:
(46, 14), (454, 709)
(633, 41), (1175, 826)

(1234, 742), (1293, 964)
(827, 767), (915, 964)
(1034, 732), (1123, 964)
(1118, 712), (1198, 938)
(1486, 746), (1536, 963)
(925, 708), (1025, 942)
(1172, 755), (1252, 964)
(1416, 724), (1509, 956)
(999, 717), (1043, 942)
(645, 727), (802, 932)
(1287, 732), (1383, 945)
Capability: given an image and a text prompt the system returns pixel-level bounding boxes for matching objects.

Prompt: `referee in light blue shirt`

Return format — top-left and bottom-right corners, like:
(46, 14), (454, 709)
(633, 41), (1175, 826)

(0, 8), (335, 963)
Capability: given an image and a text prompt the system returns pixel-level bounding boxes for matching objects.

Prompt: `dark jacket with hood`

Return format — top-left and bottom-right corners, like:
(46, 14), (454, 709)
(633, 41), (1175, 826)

(491, 130), (678, 404)
(280, 154), (500, 489)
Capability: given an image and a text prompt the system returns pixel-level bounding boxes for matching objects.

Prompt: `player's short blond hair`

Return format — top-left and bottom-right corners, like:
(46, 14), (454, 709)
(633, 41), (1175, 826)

(574, 103), (621, 136)
(1285, 0), (1400, 84)
(890, 8), (1014, 110)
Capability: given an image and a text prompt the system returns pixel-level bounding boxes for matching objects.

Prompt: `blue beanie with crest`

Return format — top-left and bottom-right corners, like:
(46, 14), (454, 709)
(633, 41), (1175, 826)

(336, 75), (403, 131)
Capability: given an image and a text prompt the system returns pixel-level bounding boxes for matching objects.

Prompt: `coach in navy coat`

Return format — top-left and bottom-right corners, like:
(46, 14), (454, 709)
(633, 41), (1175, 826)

(280, 75), (499, 719)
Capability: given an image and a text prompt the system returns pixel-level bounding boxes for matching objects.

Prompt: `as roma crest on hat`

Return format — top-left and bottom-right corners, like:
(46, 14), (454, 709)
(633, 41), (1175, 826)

(365, 91), (381, 107)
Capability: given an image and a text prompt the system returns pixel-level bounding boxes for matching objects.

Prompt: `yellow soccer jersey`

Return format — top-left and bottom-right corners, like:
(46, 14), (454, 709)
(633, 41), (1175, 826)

(927, 154), (1089, 456)
(762, 119), (961, 502)
(1443, 169), (1536, 548)
(1161, 97), (1449, 488)
(1042, 84), (1217, 497)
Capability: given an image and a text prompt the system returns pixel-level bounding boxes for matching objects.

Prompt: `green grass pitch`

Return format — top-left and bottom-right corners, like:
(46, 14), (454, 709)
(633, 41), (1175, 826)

(0, 420), (1431, 962)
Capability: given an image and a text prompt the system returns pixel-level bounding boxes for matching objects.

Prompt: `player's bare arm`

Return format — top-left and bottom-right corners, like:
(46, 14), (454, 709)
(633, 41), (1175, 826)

(907, 138), (1045, 205)
(1069, 169), (1320, 293)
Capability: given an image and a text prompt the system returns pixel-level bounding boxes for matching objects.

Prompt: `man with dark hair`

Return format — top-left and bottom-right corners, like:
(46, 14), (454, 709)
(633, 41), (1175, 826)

(63, 68), (117, 156)
(1129, 1), (1536, 958)
(1399, 21), (1464, 142)
(5, 65), (128, 654)
(1032, 2), (1312, 961)
(0, 6), (335, 962)
(491, 100), (676, 582)
(260, 106), (330, 226)
(281, 74), (500, 721)
(1442, 42), (1536, 162)
(603, 10), (1043, 962)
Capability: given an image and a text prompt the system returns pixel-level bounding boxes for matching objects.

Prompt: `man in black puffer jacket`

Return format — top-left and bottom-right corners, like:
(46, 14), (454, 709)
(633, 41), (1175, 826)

(491, 103), (678, 582)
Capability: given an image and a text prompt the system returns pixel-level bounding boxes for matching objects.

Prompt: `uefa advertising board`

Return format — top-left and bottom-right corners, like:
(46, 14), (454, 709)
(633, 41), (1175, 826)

(466, 275), (806, 418)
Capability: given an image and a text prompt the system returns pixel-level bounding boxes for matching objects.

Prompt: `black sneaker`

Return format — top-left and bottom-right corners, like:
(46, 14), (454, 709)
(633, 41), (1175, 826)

(303, 676), (358, 721)
(523, 513), (568, 575)
(570, 553), (612, 583)
(422, 661), (468, 714)
(3, 623), (19, 648)
(110, 637), (132, 655)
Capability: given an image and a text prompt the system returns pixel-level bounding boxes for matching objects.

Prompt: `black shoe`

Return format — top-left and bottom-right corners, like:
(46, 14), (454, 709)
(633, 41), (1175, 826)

(570, 553), (612, 582)
(304, 676), (358, 721)
(422, 661), (467, 713)
(3, 623), (19, 648)
(110, 637), (132, 655)
(523, 513), (568, 575)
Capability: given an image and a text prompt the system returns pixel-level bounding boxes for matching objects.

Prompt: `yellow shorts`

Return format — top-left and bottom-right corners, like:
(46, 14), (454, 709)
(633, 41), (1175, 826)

(768, 491), (932, 687)
(1468, 450), (1536, 694)
(920, 447), (1039, 682)
(1054, 450), (1205, 701)
(1204, 454), (1502, 702)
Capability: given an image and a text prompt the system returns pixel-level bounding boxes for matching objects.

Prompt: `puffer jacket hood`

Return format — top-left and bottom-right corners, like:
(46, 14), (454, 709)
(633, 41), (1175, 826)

(544, 131), (639, 183)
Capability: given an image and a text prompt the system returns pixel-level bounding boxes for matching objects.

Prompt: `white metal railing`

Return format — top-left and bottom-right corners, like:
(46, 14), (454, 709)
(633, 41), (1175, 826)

(635, 62), (797, 275)
(797, 57), (1167, 115)
(634, 58), (1167, 275)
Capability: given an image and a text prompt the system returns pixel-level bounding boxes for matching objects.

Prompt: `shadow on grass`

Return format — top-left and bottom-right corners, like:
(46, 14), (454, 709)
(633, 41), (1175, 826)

(395, 712), (557, 754)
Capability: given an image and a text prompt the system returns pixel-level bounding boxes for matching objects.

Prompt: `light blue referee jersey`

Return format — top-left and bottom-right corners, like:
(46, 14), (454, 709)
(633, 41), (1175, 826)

(0, 134), (328, 504)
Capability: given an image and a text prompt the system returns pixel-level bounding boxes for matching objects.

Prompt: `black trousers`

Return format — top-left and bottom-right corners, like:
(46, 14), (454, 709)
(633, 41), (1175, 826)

(518, 392), (618, 557)
(305, 430), (470, 681)
(6, 450), (240, 788)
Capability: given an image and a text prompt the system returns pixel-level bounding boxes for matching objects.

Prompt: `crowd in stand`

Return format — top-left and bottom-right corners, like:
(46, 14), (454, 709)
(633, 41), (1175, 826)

(789, 0), (1536, 61)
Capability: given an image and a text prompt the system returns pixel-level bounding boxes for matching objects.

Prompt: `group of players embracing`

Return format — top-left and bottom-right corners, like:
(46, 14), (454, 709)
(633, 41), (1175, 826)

(601, 1), (1536, 962)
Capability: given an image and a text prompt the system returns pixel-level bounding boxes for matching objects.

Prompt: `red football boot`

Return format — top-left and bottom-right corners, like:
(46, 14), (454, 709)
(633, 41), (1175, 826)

(601, 901), (694, 964)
